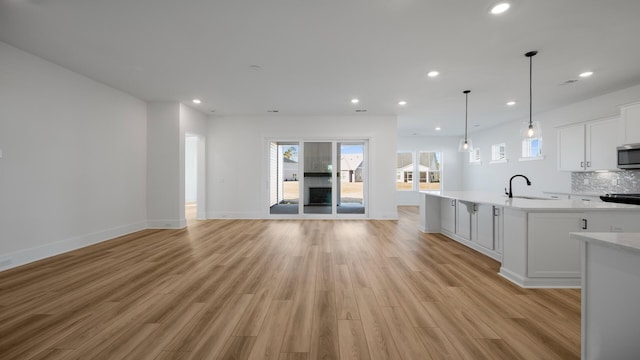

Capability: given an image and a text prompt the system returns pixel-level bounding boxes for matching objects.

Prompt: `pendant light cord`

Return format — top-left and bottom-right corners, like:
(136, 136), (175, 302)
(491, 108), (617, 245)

(525, 51), (538, 128)
(529, 54), (533, 127)
(463, 90), (470, 141)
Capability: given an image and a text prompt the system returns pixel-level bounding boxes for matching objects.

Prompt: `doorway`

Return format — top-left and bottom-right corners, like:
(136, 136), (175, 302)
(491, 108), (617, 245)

(185, 135), (198, 220)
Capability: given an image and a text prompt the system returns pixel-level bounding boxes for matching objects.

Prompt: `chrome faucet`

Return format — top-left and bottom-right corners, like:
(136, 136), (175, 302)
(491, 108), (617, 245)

(505, 174), (532, 198)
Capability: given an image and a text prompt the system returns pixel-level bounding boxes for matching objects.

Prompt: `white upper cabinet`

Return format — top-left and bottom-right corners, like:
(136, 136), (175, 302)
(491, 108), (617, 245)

(557, 117), (620, 171)
(621, 102), (640, 144)
(586, 117), (619, 170)
(558, 123), (586, 171)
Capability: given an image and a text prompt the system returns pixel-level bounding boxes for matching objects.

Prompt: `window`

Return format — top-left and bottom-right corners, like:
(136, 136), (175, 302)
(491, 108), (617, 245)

(397, 151), (443, 191)
(418, 151), (441, 191)
(491, 143), (507, 163)
(469, 148), (481, 164)
(521, 137), (543, 160)
(396, 152), (414, 191)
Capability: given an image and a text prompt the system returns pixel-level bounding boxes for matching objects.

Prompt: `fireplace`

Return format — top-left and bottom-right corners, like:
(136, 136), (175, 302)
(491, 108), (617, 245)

(309, 187), (332, 205)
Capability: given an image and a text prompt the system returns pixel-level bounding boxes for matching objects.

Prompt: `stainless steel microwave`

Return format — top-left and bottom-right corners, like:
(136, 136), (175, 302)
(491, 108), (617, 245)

(618, 144), (640, 169)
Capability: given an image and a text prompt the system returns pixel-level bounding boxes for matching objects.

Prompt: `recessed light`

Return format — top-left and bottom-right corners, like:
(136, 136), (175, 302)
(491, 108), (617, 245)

(507, 101), (516, 106)
(579, 71), (594, 78)
(427, 71), (439, 78)
(192, 99), (201, 104)
(351, 98), (359, 104)
(398, 101), (407, 106)
(490, 2), (511, 15)
(435, 127), (441, 131)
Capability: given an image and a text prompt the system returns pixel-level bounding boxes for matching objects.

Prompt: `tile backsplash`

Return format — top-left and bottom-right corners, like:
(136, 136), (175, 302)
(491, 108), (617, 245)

(572, 170), (640, 194)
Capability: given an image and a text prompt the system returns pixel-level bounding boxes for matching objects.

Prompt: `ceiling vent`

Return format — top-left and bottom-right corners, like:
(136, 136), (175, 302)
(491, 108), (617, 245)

(560, 79), (579, 85)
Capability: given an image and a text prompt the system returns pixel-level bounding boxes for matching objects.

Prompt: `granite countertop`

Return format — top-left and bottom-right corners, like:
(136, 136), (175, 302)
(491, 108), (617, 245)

(421, 191), (640, 211)
(570, 232), (640, 255)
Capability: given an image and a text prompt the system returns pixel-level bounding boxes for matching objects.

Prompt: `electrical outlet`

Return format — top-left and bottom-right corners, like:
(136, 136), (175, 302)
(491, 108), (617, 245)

(612, 178), (618, 185)
(611, 225), (623, 232)
(583, 179), (589, 185)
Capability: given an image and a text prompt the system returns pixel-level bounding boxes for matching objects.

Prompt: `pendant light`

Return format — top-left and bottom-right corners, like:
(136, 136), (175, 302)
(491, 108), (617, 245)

(522, 51), (541, 139)
(458, 90), (473, 152)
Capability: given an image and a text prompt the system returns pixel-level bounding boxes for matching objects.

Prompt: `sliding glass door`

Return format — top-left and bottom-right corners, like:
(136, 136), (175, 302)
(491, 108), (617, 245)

(337, 142), (365, 214)
(269, 139), (367, 217)
(269, 142), (300, 215)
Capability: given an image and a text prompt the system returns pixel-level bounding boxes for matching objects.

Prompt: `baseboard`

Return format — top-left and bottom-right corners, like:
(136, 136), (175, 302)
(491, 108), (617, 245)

(147, 219), (187, 229)
(499, 267), (581, 288)
(0, 221), (147, 272)
(441, 231), (502, 262)
(371, 211), (398, 220)
(207, 212), (263, 219)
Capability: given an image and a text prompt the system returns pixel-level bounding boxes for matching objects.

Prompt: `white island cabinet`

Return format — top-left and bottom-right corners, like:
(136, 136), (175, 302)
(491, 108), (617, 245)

(420, 191), (640, 288)
(570, 232), (640, 360)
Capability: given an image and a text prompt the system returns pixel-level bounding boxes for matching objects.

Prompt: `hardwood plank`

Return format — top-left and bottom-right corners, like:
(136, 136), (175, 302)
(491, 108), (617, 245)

(309, 290), (339, 360)
(188, 293), (254, 359)
(354, 287), (402, 360)
(280, 288), (315, 353)
(334, 264), (361, 320)
(381, 306), (433, 360)
(278, 353), (308, 360)
(234, 287), (274, 336)
(248, 300), (292, 360)
(218, 336), (256, 360)
(415, 327), (463, 360)
(338, 320), (371, 360)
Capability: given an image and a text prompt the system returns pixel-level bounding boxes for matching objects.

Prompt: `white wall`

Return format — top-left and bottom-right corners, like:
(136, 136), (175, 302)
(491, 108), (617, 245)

(0, 42), (147, 270)
(396, 135), (463, 205)
(147, 102), (183, 228)
(207, 115), (398, 219)
(461, 84), (640, 195)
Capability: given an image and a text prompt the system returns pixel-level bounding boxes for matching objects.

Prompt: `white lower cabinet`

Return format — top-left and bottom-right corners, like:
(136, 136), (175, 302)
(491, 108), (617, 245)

(493, 207), (503, 253)
(456, 201), (472, 241)
(440, 198), (456, 234)
(527, 213), (585, 278)
(457, 201), (501, 257)
(473, 203), (495, 250)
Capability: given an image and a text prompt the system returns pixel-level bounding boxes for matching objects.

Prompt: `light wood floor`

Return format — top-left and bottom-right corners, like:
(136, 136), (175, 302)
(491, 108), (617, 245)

(0, 206), (580, 359)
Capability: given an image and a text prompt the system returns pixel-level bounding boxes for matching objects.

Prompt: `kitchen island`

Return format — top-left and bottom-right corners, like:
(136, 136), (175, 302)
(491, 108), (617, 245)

(419, 191), (640, 288)
(570, 232), (640, 360)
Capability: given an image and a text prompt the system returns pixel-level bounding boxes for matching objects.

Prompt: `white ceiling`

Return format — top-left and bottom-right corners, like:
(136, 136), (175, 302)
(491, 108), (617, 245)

(2, 0), (640, 136)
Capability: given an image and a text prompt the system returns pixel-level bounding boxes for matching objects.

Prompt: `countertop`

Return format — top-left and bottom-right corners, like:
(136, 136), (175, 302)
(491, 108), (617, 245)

(421, 191), (640, 211)
(570, 232), (640, 255)
(542, 191), (604, 197)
